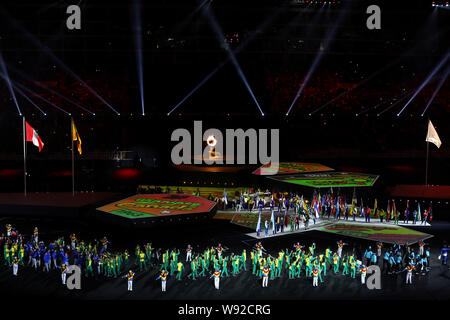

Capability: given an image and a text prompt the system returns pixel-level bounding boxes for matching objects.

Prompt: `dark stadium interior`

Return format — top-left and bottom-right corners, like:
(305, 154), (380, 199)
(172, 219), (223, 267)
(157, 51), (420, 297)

(0, 0), (449, 306)
(0, 1), (448, 193)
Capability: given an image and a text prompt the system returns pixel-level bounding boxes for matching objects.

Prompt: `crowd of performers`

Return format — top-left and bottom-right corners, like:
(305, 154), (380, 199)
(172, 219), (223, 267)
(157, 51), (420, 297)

(230, 190), (434, 226)
(3, 223), (449, 293)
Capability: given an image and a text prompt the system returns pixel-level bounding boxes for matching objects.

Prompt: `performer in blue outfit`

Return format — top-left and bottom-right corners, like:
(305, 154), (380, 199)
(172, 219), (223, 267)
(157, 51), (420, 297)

(439, 244), (449, 266)
(43, 251), (51, 272)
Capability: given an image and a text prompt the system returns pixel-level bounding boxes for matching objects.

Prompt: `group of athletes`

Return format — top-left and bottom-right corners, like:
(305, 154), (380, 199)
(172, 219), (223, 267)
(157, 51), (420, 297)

(3, 223), (447, 293)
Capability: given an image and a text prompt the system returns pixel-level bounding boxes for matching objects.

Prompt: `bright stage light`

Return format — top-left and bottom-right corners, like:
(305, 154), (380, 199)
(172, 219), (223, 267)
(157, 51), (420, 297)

(286, 3), (347, 116)
(377, 89), (415, 116)
(207, 135), (217, 147)
(202, 5), (264, 116)
(421, 66), (449, 116)
(312, 11), (443, 116)
(12, 81), (71, 116)
(132, 0), (145, 117)
(168, 2), (287, 115)
(0, 7), (120, 115)
(0, 53), (22, 115)
(13, 85), (46, 116)
(398, 52), (449, 116)
(8, 63), (95, 115)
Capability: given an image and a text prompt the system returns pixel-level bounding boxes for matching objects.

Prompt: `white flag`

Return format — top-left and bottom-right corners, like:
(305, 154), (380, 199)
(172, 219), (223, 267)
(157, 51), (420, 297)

(426, 120), (442, 148)
(223, 189), (228, 206)
(271, 210), (275, 232)
(256, 212), (261, 233)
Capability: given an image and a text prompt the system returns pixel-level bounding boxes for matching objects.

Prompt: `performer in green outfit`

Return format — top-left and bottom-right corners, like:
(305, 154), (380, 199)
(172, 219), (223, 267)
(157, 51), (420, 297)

(221, 257), (229, 277)
(350, 260), (356, 278)
(85, 255), (94, 277)
(288, 263), (296, 279)
(139, 251), (147, 271)
(325, 247), (332, 265)
(188, 259), (198, 280)
(342, 256), (349, 276)
(309, 243), (316, 256)
(333, 253), (340, 273)
(240, 250), (247, 271)
(176, 261), (184, 280)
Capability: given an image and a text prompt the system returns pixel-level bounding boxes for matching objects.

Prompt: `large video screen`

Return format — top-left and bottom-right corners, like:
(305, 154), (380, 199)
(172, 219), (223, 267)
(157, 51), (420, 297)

(97, 194), (216, 219)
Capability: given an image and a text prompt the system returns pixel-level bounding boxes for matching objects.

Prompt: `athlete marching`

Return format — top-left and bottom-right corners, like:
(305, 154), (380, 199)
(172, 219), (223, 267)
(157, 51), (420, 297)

(157, 269), (169, 292)
(123, 270), (135, 291)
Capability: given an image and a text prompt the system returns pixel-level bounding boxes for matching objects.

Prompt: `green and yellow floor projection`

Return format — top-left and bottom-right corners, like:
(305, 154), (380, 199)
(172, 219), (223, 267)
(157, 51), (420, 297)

(317, 222), (433, 245)
(268, 172), (379, 188)
(252, 162), (333, 175)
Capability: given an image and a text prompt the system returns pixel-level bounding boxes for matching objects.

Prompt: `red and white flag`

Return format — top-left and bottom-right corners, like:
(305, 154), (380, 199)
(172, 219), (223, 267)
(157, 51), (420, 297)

(25, 121), (44, 152)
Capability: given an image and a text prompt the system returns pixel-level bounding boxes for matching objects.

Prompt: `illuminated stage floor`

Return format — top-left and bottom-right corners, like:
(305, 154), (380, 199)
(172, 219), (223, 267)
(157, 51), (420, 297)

(245, 217), (432, 245)
(0, 217), (448, 300)
(0, 220), (450, 301)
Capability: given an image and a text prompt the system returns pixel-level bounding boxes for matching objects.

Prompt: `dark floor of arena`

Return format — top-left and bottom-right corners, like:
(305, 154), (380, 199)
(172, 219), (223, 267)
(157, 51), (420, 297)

(1, 216), (449, 300)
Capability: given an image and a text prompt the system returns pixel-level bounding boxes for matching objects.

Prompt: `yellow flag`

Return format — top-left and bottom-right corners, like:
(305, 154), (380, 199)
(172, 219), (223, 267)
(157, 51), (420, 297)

(72, 119), (82, 155)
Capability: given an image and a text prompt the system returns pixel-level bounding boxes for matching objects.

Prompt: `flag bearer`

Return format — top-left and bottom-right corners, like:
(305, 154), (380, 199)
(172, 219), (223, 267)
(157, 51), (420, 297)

(124, 270), (135, 291)
(157, 269), (169, 292)
(336, 241), (347, 258)
(210, 269), (222, 290)
(261, 265), (270, 287)
(33, 227), (39, 243)
(404, 264), (415, 284)
(312, 267), (319, 287)
(11, 257), (20, 276)
(186, 245), (193, 262)
(360, 265), (368, 285)
(61, 264), (68, 285)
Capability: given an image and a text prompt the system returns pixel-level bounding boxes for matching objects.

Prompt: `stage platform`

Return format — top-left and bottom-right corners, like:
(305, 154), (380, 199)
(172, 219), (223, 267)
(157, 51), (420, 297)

(246, 219), (432, 245)
(96, 193), (217, 227)
(246, 220), (331, 239)
(230, 210), (431, 229)
(0, 192), (121, 218)
(242, 215), (432, 244)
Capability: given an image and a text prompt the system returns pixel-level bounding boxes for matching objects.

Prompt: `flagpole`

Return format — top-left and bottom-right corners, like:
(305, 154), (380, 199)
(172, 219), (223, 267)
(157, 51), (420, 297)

(425, 141), (429, 186)
(22, 116), (27, 196)
(71, 117), (75, 196)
